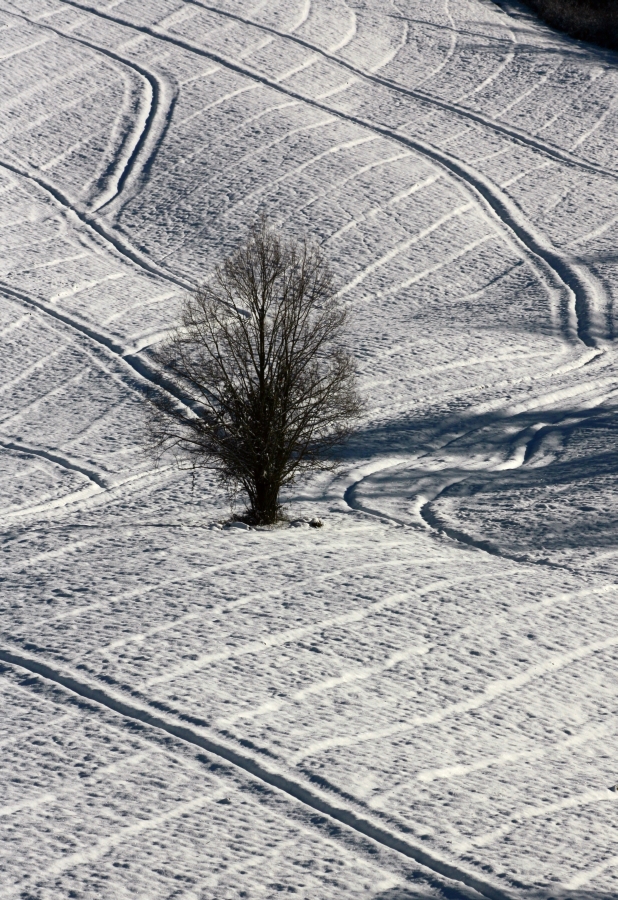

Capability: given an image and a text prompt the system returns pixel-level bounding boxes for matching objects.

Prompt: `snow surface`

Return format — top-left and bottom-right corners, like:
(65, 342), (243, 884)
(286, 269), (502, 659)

(1, 0), (617, 897)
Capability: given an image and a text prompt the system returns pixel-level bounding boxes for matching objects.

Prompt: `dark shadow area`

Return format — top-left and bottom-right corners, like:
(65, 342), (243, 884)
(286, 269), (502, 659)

(337, 399), (618, 571)
(397, 6), (618, 62)
(521, 0), (618, 49)
(431, 412), (618, 549)
(372, 883), (475, 899)
(338, 398), (615, 465)
(491, 0), (618, 51)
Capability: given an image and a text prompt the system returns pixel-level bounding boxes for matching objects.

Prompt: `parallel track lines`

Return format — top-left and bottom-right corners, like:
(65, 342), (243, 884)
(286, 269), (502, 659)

(0, 156), (192, 290)
(3, 7), (178, 215)
(49, 0), (602, 345)
(0, 278), (200, 427)
(185, 0), (618, 182)
(2, 1), (608, 343)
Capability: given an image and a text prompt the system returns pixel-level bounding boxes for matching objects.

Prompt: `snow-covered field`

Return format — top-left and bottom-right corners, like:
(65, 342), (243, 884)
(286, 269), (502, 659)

(1, 0), (617, 897)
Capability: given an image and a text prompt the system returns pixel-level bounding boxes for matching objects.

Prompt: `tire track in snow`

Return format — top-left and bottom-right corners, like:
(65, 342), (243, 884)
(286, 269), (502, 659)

(0, 459), (174, 523)
(0, 282), (179, 411)
(0, 649), (513, 900)
(0, 157), (192, 291)
(53, 0), (603, 345)
(343, 354), (613, 564)
(88, 547), (430, 659)
(13, 528), (415, 632)
(418, 395), (616, 567)
(1, 6), (178, 215)
(0, 439), (108, 489)
(0, 301), (176, 519)
(142, 574), (468, 689)
(293, 631), (618, 760)
(0, 442), (110, 521)
(0, 281), (197, 517)
(459, 787), (618, 853)
(403, 0), (459, 90)
(184, 0), (618, 182)
(0, 281), (190, 409)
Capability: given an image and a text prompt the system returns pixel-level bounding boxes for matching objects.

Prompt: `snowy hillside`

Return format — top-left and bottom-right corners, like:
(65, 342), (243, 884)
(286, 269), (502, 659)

(1, 0), (617, 897)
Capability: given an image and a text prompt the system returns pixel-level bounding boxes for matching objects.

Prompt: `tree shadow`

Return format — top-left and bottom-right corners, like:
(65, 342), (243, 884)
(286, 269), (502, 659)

(340, 399), (616, 465)
(336, 399), (618, 563)
(488, 0), (618, 54)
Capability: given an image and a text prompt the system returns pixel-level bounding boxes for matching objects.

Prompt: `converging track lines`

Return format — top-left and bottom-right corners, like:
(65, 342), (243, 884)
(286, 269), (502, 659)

(0, 439), (108, 488)
(0, 281), (164, 394)
(0, 281), (200, 450)
(0, 158), (192, 291)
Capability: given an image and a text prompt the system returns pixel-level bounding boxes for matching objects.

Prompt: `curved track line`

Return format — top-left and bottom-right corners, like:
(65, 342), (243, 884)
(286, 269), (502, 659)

(142, 579), (460, 688)
(184, 0), (618, 182)
(343, 375), (613, 569)
(465, 788), (617, 852)
(1, 280), (143, 367)
(369, 16), (408, 75)
(408, 0), (459, 89)
(0, 649), (514, 900)
(54, 0), (604, 345)
(94, 555), (417, 656)
(419, 404), (615, 565)
(0, 158), (192, 291)
(0, 463), (174, 523)
(0, 439), (108, 488)
(343, 474), (409, 527)
(0, 283), (182, 417)
(327, 1), (356, 54)
(419, 489), (534, 565)
(1, 6), (177, 214)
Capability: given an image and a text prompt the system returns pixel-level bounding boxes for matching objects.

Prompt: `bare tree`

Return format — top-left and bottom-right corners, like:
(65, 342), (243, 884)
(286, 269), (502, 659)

(145, 218), (363, 525)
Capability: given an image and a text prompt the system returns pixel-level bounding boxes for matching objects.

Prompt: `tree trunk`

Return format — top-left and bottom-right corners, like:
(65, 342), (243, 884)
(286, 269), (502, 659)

(250, 474), (281, 525)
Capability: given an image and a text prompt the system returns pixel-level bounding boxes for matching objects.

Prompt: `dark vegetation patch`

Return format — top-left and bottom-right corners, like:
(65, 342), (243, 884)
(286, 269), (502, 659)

(522, 0), (618, 49)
